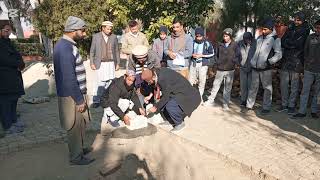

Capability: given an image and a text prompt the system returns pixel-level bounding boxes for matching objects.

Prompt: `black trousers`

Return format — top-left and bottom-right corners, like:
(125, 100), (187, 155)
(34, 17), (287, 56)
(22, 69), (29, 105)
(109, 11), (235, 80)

(0, 95), (19, 130)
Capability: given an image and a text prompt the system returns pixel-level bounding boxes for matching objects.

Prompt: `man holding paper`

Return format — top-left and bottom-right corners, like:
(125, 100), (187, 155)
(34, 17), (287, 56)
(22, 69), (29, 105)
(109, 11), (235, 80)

(164, 17), (193, 78)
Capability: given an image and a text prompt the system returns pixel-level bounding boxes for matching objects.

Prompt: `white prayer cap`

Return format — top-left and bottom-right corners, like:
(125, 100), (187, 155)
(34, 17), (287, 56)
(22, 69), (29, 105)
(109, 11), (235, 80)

(132, 45), (148, 58)
(101, 21), (113, 27)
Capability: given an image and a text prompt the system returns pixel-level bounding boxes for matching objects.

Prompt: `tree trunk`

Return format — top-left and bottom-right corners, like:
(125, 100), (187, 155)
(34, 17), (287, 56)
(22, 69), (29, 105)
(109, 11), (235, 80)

(3, 0), (24, 38)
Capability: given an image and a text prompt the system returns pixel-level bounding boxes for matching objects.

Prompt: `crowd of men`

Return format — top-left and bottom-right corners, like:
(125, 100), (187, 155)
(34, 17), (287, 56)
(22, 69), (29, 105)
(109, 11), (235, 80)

(0, 11), (319, 165)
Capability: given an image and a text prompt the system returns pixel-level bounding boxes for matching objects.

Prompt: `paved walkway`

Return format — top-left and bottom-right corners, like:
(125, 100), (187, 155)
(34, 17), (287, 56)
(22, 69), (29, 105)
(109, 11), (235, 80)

(165, 99), (320, 180)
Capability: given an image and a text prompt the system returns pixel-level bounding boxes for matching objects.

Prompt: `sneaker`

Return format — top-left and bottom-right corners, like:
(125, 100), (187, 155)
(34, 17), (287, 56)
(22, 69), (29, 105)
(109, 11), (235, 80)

(292, 113), (306, 119)
(70, 156), (95, 166)
(276, 106), (288, 112)
(170, 122), (186, 132)
(260, 109), (271, 115)
(311, 113), (319, 119)
(241, 107), (253, 114)
(159, 121), (171, 126)
(222, 104), (230, 111)
(202, 101), (216, 107)
(13, 118), (25, 128)
(287, 107), (295, 115)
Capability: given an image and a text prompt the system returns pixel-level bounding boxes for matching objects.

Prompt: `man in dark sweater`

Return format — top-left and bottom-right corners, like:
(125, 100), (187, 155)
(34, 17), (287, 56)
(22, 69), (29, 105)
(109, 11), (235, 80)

(53, 16), (94, 165)
(203, 28), (240, 110)
(278, 12), (310, 114)
(100, 70), (145, 127)
(293, 19), (320, 119)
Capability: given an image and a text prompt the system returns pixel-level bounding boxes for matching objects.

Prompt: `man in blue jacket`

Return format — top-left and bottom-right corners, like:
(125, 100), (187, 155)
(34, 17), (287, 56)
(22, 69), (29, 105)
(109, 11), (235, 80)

(53, 16), (94, 165)
(189, 27), (214, 101)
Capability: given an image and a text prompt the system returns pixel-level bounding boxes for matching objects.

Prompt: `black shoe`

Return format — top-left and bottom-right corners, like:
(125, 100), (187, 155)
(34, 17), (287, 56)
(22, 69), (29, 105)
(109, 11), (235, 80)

(311, 113), (319, 119)
(260, 109), (271, 115)
(292, 113), (306, 119)
(83, 147), (93, 155)
(70, 156), (95, 165)
(287, 107), (295, 115)
(276, 106), (288, 112)
(240, 101), (246, 107)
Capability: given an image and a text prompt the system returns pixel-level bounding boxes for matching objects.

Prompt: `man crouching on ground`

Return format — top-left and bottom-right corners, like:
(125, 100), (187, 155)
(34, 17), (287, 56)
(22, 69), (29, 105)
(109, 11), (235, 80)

(141, 68), (201, 132)
(100, 70), (145, 132)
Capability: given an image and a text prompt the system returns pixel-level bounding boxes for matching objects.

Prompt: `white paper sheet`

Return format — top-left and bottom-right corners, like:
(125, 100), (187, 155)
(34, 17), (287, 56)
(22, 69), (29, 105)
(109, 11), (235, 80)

(172, 54), (185, 66)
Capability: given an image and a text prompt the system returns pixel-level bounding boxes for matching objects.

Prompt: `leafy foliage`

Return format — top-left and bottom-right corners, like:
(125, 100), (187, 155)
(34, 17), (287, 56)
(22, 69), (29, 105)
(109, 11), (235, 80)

(220, 0), (320, 31)
(33, 0), (215, 42)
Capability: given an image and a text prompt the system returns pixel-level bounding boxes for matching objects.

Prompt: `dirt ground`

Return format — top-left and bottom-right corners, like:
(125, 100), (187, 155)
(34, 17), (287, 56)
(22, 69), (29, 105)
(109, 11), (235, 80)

(0, 128), (254, 180)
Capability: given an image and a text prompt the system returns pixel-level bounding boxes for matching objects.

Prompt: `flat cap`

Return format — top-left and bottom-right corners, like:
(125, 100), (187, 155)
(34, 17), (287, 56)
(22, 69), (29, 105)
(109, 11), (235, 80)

(64, 16), (86, 32)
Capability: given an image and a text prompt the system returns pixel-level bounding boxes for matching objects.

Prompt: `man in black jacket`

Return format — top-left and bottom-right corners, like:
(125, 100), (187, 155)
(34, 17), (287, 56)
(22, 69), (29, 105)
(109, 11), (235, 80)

(278, 12), (310, 114)
(100, 70), (145, 126)
(0, 23), (25, 135)
(141, 68), (201, 132)
(203, 28), (241, 110)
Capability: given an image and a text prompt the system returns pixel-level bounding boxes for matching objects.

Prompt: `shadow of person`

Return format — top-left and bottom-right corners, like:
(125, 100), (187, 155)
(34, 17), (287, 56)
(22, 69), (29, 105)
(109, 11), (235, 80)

(99, 153), (155, 180)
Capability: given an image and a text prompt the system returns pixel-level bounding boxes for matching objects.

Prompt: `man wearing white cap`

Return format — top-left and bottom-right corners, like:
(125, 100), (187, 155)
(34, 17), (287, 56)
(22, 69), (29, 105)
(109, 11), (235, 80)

(90, 21), (120, 108)
(128, 45), (161, 105)
(100, 70), (145, 131)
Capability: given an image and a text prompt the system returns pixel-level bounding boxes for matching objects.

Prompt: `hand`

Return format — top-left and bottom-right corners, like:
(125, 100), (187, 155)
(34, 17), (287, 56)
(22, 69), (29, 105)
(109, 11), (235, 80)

(123, 115), (131, 125)
(139, 108), (146, 116)
(76, 102), (86, 113)
(148, 106), (157, 113)
(144, 93), (153, 104)
(90, 64), (96, 70)
(168, 51), (176, 59)
(115, 64), (120, 71)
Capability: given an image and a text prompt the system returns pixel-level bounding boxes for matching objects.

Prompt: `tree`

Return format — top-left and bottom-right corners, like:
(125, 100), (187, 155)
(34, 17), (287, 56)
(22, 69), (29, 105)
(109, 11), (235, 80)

(219, 0), (320, 33)
(33, 0), (215, 55)
(3, 0), (33, 38)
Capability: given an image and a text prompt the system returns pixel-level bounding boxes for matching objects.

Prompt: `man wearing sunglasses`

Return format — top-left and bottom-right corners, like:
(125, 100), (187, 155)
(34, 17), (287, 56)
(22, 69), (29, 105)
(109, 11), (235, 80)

(53, 16), (94, 165)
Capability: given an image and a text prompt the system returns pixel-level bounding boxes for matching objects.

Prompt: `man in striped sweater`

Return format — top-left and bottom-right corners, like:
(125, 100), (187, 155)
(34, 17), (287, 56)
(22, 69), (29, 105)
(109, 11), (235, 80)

(53, 16), (94, 165)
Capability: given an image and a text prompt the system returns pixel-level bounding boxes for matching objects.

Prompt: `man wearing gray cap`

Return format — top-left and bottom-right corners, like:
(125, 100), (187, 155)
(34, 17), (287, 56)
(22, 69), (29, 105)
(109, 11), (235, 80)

(90, 21), (121, 108)
(53, 16), (95, 165)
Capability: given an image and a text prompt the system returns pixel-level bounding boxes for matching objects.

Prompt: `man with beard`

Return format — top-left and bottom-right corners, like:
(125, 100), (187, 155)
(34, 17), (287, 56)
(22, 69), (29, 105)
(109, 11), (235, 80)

(142, 68), (201, 132)
(128, 45), (161, 105)
(100, 70), (145, 128)
(277, 12), (310, 115)
(189, 27), (214, 101)
(90, 21), (121, 108)
(164, 17), (193, 78)
(0, 22), (25, 136)
(53, 16), (94, 165)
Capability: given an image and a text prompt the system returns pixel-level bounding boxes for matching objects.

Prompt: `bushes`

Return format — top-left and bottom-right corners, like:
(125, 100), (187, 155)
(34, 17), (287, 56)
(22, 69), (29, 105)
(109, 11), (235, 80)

(13, 41), (45, 56)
